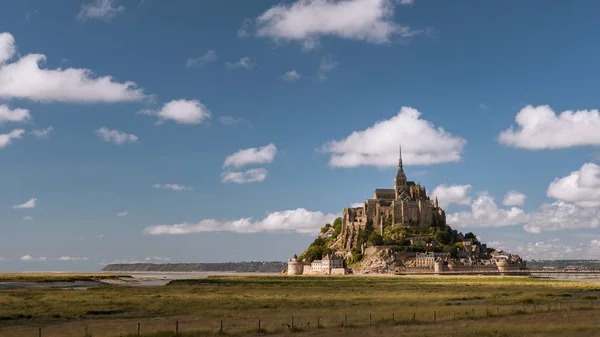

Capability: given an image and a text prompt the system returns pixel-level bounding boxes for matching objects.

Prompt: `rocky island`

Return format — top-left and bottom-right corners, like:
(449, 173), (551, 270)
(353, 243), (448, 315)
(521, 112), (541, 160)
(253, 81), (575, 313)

(288, 146), (525, 275)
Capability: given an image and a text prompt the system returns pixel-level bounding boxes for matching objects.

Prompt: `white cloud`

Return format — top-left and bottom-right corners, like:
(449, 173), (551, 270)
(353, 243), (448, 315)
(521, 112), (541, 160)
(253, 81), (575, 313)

(140, 99), (211, 125)
(219, 116), (251, 126)
(282, 70), (301, 81)
(76, 0), (125, 22)
(186, 50), (218, 68)
(0, 129), (25, 149)
(13, 198), (36, 209)
(0, 105), (31, 124)
(0, 32), (145, 102)
(255, 0), (419, 48)
(523, 201), (600, 233)
(238, 18), (252, 38)
(58, 256), (88, 261)
(479, 103), (488, 113)
(446, 192), (527, 229)
(23, 216), (34, 221)
(226, 57), (255, 70)
(547, 163), (600, 207)
(20, 255), (47, 262)
(431, 184), (472, 209)
(116, 211), (128, 217)
(443, 185), (600, 233)
(397, 0), (413, 4)
(318, 54), (338, 81)
(96, 127), (138, 145)
(144, 208), (339, 235)
(350, 202), (364, 208)
(223, 144), (277, 168)
(502, 190), (527, 206)
(145, 256), (171, 262)
(498, 105), (600, 150)
(153, 184), (192, 191)
(321, 107), (466, 168)
(31, 126), (54, 138)
(0, 33), (15, 64)
(221, 168), (268, 184)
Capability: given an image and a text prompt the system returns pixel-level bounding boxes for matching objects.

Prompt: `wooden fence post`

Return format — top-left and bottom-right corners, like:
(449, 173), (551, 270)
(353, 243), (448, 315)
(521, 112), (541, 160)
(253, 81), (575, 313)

(471, 309), (474, 318)
(176, 320), (179, 335)
(317, 317), (320, 328)
(220, 320), (223, 333)
(452, 311), (455, 320)
(258, 318), (261, 332)
(38, 327), (41, 337)
(291, 316), (294, 330)
(137, 322), (140, 336)
(369, 314), (372, 325)
(412, 313), (416, 322)
(392, 312), (395, 323)
(434, 311), (436, 322)
(85, 325), (89, 337)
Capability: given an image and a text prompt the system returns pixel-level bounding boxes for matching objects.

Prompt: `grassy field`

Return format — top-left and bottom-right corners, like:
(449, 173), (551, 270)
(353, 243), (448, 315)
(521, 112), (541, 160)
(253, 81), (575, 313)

(0, 275), (599, 336)
(0, 273), (126, 282)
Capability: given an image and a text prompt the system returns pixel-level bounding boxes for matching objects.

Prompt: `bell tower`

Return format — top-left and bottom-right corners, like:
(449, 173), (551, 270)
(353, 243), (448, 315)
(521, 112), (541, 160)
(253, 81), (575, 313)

(394, 144), (407, 200)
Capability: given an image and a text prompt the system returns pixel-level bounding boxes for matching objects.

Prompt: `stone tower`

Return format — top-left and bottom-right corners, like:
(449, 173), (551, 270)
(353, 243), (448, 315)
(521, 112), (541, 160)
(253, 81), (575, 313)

(394, 144), (407, 200)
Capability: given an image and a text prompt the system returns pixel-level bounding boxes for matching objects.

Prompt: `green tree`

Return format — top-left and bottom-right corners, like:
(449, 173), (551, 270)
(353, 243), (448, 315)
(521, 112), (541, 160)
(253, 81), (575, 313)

(369, 232), (384, 246)
(443, 245), (458, 258)
(464, 232), (477, 241)
(331, 217), (343, 239)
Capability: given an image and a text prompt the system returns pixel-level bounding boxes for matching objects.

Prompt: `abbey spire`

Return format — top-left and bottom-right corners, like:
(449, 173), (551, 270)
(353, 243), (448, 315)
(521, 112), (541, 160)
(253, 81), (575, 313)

(396, 144), (407, 181)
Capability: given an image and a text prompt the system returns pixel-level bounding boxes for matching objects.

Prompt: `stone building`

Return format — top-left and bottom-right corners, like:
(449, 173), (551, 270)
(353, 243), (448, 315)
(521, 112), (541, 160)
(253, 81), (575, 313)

(341, 146), (447, 250)
(414, 252), (451, 268)
(287, 254), (346, 276)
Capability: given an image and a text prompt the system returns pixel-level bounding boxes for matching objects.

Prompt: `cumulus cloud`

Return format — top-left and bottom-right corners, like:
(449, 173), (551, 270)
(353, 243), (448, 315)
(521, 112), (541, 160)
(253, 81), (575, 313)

(0, 105), (31, 124)
(13, 198), (36, 209)
(350, 202), (364, 208)
(0, 32), (145, 102)
(153, 184), (192, 191)
(547, 163), (600, 207)
(254, 0), (420, 48)
(446, 192), (527, 228)
(523, 201), (600, 233)
(282, 70), (301, 81)
(58, 256), (88, 261)
(0, 129), (25, 149)
(76, 0), (125, 22)
(140, 99), (211, 125)
(116, 211), (128, 217)
(23, 216), (34, 221)
(223, 144), (277, 168)
(96, 127), (138, 144)
(502, 190), (527, 206)
(31, 126), (54, 138)
(498, 105), (600, 149)
(144, 208), (339, 235)
(443, 185), (600, 233)
(431, 184), (472, 209)
(186, 50), (218, 68)
(20, 255), (46, 262)
(226, 57), (255, 70)
(221, 168), (268, 184)
(0, 33), (15, 64)
(321, 107), (466, 168)
(318, 54), (338, 81)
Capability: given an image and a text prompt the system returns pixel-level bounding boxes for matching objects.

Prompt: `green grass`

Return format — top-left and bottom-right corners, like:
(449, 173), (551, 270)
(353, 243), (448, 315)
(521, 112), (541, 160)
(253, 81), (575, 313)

(0, 275), (599, 336)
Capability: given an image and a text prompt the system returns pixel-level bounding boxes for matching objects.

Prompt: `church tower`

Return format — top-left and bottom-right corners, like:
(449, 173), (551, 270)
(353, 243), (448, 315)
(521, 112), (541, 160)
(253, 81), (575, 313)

(394, 144), (407, 200)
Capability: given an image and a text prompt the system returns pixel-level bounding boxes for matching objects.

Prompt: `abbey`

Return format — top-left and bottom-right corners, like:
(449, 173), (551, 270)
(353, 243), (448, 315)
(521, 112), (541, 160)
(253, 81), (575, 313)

(341, 146), (447, 250)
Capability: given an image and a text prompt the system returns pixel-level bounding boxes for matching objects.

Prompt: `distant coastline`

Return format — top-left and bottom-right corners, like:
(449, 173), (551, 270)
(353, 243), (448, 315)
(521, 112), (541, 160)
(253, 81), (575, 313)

(101, 262), (287, 273)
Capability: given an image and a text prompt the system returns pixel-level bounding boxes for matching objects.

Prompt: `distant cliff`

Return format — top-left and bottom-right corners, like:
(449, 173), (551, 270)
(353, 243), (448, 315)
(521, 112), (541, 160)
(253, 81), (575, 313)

(101, 262), (287, 273)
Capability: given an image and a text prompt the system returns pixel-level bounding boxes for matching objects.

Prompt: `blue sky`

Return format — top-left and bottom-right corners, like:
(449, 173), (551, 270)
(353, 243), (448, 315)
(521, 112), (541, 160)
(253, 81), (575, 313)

(1, 0), (600, 271)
